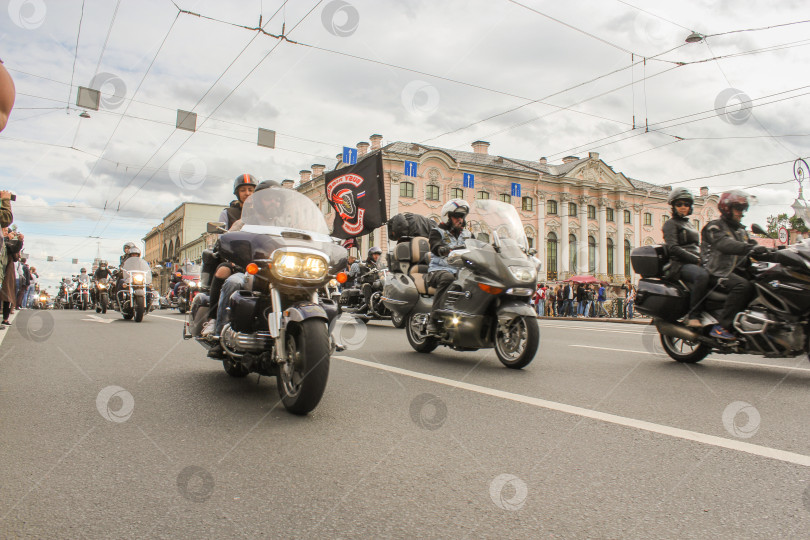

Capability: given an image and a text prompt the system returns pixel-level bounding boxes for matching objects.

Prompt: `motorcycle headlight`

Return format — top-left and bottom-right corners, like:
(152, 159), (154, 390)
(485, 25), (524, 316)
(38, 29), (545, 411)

(133, 274), (144, 284)
(189, 281), (198, 288)
(97, 283), (107, 289)
(329, 278), (338, 288)
(508, 265), (536, 282)
(271, 251), (328, 281)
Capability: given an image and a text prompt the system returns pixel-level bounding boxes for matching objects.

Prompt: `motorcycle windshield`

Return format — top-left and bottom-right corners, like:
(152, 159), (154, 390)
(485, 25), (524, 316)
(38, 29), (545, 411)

(122, 258), (153, 285)
(241, 188), (330, 236)
(77, 274), (90, 284)
(467, 199), (529, 254)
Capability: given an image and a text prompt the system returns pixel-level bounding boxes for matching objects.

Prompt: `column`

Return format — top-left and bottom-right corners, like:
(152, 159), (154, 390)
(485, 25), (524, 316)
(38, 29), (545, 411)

(578, 195), (589, 275)
(536, 190), (546, 281)
(598, 197), (608, 276)
(560, 194), (570, 276)
(616, 201), (626, 281)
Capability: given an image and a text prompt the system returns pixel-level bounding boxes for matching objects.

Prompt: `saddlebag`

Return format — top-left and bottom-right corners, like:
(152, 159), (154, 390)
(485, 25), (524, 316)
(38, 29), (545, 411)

(228, 291), (259, 333)
(630, 245), (669, 278)
(634, 278), (689, 322)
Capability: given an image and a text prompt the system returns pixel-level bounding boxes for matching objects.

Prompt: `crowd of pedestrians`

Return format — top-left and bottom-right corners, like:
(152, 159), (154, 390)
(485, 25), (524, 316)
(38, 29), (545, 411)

(532, 279), (638, 320)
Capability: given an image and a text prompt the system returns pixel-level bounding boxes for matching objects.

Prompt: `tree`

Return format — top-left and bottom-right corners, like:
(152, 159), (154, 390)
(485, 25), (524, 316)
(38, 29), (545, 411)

(765, 213), (809, 236)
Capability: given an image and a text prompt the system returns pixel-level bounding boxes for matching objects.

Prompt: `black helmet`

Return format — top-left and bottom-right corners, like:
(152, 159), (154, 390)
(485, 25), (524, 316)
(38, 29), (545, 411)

(233, 173), (258, 195)
(667, 187), (694, 216)
(255, 179), (280, 191)
(367, 247), (382, 258)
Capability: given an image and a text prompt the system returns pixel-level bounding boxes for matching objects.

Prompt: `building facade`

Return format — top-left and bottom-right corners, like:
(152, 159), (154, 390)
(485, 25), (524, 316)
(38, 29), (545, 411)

(295, 135), (718, 284)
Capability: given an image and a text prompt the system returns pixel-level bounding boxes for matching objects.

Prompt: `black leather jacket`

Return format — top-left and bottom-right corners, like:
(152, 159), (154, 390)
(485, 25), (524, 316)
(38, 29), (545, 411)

(662, 215), (701, 273)
(701, 217), (757, 277)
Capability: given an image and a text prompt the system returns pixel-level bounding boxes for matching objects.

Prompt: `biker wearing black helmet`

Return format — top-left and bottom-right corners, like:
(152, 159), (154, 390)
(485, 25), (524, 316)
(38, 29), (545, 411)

(662, 188), (709, 328)
(356, 247), (383, 315)
(219, 174), (257, 230)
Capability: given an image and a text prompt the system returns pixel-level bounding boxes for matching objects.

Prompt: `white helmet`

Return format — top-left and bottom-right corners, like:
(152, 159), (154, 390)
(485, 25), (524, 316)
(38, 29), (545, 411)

(440, 199), (470, 225)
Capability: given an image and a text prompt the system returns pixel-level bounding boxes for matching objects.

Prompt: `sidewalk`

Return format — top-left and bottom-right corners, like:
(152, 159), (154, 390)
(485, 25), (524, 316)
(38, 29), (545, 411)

(536, 315), (651, 325)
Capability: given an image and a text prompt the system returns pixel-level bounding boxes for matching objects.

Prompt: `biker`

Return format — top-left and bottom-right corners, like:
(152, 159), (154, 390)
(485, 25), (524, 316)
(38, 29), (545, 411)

(116, 246), (142, 295)
(701, 189), (769, 340)
(119, 242), (136, 266)
(356, 247), (382, 315)
(204, 180), (280, 358)
(219, 173), (257, 230)
(426, 199), (473, 334)
(662, 188), (710, 328)
(93, 261), (112, 306)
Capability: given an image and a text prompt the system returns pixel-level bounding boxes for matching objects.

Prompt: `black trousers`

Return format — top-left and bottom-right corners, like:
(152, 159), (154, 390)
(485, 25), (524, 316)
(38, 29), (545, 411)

(427, 270), (456, 321)
(679, 263), (710, 315)
(716, 273), (754, 330)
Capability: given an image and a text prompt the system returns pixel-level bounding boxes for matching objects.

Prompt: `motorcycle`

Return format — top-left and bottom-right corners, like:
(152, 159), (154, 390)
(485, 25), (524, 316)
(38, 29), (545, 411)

(631, 223), (810, 363)
(173, 264), (201, 314)
(72, 275), (91, 310)
(339, 267), (397, 325)
(94, 277), (110, 314)
(184, 188), (346, 415)
(55, 281), (71, 309)
(117, 257), (154, 322)
(382, 199), (541, 369)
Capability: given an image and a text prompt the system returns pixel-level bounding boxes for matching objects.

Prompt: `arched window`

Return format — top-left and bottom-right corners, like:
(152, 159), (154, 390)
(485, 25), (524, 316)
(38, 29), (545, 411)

(168, 240), (174, 258)
(426, 185), (440, 201)
(400, 181), (414, 198)
(569, 233), (577, 273)
(499, 193), (511, 203)
(547, 232), (558, 280)
(162, 244), (168, 260)
(476, 191), (490, 200)
(588, 235), (596, 274)
(451, 187), (464, 199)
(607, 238), (614, 276)
(624, 239), (631, 276)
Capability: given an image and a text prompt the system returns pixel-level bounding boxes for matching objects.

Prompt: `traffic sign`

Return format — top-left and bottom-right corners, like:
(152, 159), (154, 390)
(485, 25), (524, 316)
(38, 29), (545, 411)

(404, 160), (417, 177)
(778, 226), (789, 244)
(463, 173), (474, 189)
(342, 147), (357, 165)
(511, 182), (521, 198)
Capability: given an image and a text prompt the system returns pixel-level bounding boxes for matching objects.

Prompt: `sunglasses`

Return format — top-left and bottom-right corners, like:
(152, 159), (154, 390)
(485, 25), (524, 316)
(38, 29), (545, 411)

(731, 204), (749, 212)
(673, 201), (692, 208)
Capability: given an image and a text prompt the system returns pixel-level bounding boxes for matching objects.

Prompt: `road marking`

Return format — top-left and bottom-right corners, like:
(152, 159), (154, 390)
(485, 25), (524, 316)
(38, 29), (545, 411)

(570, 344), (810, 373)
(81, 314), (113, 324)
(538, 323), (648, 335)
(334, 355), (810, 468)
(150, 313), (186, 323)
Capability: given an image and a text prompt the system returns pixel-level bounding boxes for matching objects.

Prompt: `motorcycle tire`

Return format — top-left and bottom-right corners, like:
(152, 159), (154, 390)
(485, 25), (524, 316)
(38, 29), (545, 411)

(276, 319), (330, 415)
(406, 312), (438, 353)
(223, 357), (250, 378)
(494, 315), (539, 369)
(178, 305), (187, 314)
(134, 296), (145, 322)
(123, 312), (133, 320)
(96, 306), (101, 313)
(81, 299), (88, 311)
(660, 334), (709, 363)
(101, 295), (107, 314)
(391, 311), (406, 329)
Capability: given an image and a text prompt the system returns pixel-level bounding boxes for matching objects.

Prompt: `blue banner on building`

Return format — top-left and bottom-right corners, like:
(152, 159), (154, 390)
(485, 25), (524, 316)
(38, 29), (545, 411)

(511, 182), (521, 198)
(342, 146), (358, 165)
(463, 173), (474, 189)
(404, 160), (417, 177)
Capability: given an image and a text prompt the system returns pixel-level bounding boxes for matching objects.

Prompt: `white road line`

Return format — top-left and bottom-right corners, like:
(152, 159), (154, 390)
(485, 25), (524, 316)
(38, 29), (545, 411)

(334, 355), (810, 468)
(539, 323), (648, 335)
(570, 344), (810, 373)
(150, 313), (185, 323)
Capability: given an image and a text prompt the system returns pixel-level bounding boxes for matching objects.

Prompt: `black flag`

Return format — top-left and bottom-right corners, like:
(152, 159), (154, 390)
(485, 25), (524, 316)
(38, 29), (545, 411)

(325, 153), (387, 239)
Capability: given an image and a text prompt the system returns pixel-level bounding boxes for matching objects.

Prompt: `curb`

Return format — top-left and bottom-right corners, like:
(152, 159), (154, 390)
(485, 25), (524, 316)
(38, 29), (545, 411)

(537, 315), (652, 325)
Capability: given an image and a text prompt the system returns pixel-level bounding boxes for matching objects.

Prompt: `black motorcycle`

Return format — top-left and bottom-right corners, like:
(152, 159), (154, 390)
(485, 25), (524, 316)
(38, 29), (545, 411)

(184, 188), (346, 415)
(94, 277), (110, 314)
(339, 267), (398, 325)
(117, 257), (153, 322)
(71, 275), (91, 310)
(173, 265), (201, 314)
(632, 224), (810, 363)
(382, 199), (541, 369)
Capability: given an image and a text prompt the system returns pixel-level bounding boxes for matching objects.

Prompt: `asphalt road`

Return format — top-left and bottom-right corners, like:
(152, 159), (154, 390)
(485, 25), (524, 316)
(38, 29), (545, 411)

(1, 308), (809, 538)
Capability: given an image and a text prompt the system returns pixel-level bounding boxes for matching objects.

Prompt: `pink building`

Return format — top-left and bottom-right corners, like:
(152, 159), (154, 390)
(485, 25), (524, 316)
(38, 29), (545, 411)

(295, 135), (719, 284)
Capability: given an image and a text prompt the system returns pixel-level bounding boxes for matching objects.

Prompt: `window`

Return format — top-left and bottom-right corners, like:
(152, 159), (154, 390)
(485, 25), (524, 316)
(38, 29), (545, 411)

(521, 197), (534, 211)
(607, 238), (614, 276)
(426, 184), (440, 201)
(588, 236), (596, 273)
(451, 187), (464, 199)
(569, 202), (577, 216)
(547, 232), (558, 280)
(606, 208), (614, 222)
(644, 212), (652, 226)
(400, 181), (414, 198)
(476, 191), (490, 200)
(624, 239), (631, 276)
(569, 234), (577, 273)
(547, 200), (558, 215)
(527, 236), (534, 249)
(662, 215), (668, 226)
(499, 193), (511, 203)
(588, 205), (596, 219)
(693, 219), (700, 231)
(624, 210), (631, 224)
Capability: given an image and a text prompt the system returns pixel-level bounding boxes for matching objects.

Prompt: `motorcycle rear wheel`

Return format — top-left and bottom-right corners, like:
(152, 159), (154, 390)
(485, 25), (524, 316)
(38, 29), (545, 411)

(276, 319), (331, 415)
(406, 312), (438, 353)
(134, 297), (145, 322)
(660, 334), (710, 363)
(494, 316), (539, 369)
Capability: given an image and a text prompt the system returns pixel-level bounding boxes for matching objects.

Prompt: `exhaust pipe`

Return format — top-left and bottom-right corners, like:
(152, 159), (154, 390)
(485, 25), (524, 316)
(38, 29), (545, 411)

(654, 318), (700, 341)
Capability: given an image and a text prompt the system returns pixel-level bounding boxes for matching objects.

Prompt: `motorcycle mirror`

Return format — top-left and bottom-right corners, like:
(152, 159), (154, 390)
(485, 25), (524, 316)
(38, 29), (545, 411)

(207, 221), (227, 234)
(491, 230), (502, 252)
(751, 223), (773, 238)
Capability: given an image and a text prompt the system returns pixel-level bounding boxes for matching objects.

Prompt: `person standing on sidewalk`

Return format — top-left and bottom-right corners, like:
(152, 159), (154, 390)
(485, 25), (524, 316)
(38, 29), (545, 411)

(534, 283), (545, 317)
(25, 266), (37, 308)
(596, 283), (607, 317)
(555, 284), (563, 317)
(624, 280), (635, 319)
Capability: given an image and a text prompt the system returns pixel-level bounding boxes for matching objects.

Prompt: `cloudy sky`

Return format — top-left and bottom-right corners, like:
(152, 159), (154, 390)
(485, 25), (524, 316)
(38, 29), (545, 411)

(2, 0), (809, 290)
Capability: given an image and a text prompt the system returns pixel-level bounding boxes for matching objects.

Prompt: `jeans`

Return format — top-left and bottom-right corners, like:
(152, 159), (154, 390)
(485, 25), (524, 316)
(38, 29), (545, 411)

(596, 300), (607, 317)
(536, 299), (544, 316)
(625, 300), (634, 319)
(562, 299), (572, 317)
(23, 284), (35, 308)
(216, 273), (246, 335)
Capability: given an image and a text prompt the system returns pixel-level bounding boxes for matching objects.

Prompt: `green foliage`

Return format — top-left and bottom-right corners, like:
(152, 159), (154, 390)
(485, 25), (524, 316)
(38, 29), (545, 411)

(766, 213), (809, 236)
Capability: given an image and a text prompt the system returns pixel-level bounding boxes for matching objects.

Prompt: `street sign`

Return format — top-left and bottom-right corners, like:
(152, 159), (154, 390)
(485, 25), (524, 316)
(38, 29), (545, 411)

(463, 173), (474, 189)
(778, 226), (789, 244)
(404, 160), (417, 177)
(511, 182), (521, 198)
(257, 128), (276, 149)
(72, 258), (78, 264)
(342, 146), (357, 165)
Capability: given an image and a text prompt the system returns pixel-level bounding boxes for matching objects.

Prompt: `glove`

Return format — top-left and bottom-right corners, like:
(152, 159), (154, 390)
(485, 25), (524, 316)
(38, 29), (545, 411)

(749, 245), (771, 258)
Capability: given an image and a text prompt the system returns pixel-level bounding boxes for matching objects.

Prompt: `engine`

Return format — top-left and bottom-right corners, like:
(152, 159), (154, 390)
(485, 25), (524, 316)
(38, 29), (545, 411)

(221, 325), (273, 353)
(735, 309), (805, 354)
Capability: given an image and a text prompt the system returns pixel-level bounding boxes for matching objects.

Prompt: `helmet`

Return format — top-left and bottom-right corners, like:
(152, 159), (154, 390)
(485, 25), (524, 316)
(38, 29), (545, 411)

(718, 190), (754, 221)
(367, 247), (382, 259)
(123, 241), (136, 252)
(129, 246), (142, 257)
(233, 173), (257, 195)
(441, 199), (470, 225)
(255, 179), (280, 191)
(99, 261), (107, 267)
(80, 268), (87, 273)
(667, 187), (694, 216)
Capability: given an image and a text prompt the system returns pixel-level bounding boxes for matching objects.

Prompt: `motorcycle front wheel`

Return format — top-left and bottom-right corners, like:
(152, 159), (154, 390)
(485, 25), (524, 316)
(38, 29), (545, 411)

(660, 334), (710, 363)
(81, 299), (88, 311)
(101, 294), (108, 314)
(406, 312), (438, 353)
(276, 319), (331, 415)
(134, 296), (145, 322)
(494, 316), (539, 369)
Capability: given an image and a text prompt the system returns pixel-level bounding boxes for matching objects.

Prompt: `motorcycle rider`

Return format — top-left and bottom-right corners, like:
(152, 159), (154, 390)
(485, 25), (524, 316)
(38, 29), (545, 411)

(662, 188), (710, 328)
(116, 246), (143, 298)
(74, 268), (90, 306)
(426, 199), (473, 334)
(93, 261), (112, 307)
(356, 247), (383, 315)
(701, 189), (769, 340)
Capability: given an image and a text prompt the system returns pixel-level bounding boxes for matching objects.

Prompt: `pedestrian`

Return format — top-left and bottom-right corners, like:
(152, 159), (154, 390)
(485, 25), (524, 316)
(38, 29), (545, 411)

(624, 280), (635, 319)
(576, 283), (586, 317)
(585, 284), (595, 317)
(534, 283), (545, 317)
(556, 284), (563, 317)
(0, 227), (23, 326)
(596, 282), (607, 317)
(25, 266), (37, 308)
(562, 282), (572, 317)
